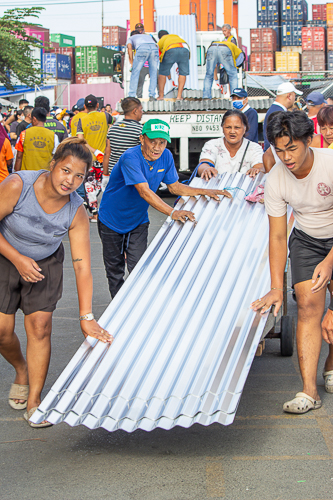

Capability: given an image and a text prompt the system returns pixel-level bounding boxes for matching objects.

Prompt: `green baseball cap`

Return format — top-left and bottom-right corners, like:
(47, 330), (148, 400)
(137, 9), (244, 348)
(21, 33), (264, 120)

(142, 119), (171, 143)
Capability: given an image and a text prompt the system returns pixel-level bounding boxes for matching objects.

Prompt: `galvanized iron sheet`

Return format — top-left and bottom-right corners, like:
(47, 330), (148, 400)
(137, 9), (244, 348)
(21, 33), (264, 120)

(116, 96), (274, 113)
(156, 15), (199, 92)
(31, 173), (272, 431)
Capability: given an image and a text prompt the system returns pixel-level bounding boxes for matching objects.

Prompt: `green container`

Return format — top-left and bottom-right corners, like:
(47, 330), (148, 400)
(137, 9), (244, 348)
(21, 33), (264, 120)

(50, 33), (75, 47)
(75, 46), (117, 75)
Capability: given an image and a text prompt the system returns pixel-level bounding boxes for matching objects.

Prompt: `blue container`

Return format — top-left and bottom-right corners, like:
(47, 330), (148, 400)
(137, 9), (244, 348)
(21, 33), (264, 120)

(328, 51), (333, 71)
(258, 19), (281, 49)
(280, 0), (308, 22)
(257, 0), (280, 22)
(43, 53), (72, 80)
(281, 20), (303, 46)
(306, 20), (326, 27)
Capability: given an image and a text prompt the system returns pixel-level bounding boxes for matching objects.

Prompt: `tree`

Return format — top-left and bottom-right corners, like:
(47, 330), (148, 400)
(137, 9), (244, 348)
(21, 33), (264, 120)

(0, 7), (45, 90)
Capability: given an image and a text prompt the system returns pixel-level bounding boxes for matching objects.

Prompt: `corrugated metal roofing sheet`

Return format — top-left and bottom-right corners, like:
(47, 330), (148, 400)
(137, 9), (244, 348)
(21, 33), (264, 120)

(156, 15), (199, 92)
(31, 172), (273, 431)
(115, 96), (275, 113)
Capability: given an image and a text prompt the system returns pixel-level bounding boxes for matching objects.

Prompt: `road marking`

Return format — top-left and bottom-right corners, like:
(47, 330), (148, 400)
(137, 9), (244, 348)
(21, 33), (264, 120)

(0, 417), (24, 422)
(0, 438), (46, 444)
(206, 457), (225, 498)
(315, 408), (333, 457)
(233, 455), (331, 461)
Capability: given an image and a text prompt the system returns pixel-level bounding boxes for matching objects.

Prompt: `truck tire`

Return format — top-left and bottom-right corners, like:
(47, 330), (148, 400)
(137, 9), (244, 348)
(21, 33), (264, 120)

(280, 315), (295, 357)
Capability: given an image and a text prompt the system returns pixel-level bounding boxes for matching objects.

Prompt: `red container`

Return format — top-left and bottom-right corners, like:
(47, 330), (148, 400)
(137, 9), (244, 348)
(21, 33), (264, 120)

(75, 73), (99, 84)
(302, 51), (326, 71)
(302, 27), (326, 51)
(312, 4), (327, 20)
(250, 52), (274, 72)
(102, 26), (127, 46)
(250, 28), (277, 53)
(46, 47), (75, 83)
(328, 27), (333, 51)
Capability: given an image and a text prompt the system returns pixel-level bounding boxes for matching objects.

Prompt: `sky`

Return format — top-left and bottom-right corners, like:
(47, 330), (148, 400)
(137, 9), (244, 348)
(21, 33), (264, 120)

(0, 0), (328, 50)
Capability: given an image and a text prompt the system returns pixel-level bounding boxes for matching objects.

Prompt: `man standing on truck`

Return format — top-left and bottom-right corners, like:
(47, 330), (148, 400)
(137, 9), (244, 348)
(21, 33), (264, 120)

(127, 30), (159, 101)
(157, 30), (190, 101)
(98, 118), (232, 298)
(202, 37), (243, 99)
(222, 24), (237, 45)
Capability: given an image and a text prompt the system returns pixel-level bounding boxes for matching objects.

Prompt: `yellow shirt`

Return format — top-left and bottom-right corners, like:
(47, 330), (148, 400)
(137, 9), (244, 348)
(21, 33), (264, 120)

(79, 111), (108, 160)
(71, 111), (86, 137)
(158, 34), (189, 62)
(18, 126), (55, 171)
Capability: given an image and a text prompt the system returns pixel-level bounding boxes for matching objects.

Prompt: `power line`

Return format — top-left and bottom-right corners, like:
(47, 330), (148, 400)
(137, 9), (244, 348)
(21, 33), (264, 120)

(0, 0), (117, 6)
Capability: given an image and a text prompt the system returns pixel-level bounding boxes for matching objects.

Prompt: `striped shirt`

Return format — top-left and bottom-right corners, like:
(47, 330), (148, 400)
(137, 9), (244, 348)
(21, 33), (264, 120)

(107, 119), (143, 172)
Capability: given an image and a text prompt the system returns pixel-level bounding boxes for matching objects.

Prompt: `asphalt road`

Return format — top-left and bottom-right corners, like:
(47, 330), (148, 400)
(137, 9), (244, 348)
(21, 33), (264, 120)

(1, 198), (333, 500)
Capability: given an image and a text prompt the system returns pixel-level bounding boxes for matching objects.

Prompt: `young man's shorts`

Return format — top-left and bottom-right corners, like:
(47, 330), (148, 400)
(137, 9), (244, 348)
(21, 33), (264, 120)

(0, 244), (64, 315)
(159, 47), (190, 76)
(288, 228), (333, 286)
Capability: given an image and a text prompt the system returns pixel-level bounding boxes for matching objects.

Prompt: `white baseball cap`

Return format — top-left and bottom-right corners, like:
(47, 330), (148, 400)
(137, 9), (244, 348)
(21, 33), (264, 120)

(276, 82), (303, 96)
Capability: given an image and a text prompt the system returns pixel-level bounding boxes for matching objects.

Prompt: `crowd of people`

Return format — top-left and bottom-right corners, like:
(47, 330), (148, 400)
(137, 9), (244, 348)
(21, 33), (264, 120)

(1, 75), (333, 427)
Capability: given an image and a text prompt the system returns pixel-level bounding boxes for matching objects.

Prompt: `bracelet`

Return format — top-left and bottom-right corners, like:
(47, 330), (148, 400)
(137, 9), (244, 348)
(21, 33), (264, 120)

(79, 313), (94, 321)
(271, 287), (283, 292)
(169, 208), (176, 218)
(198, 161), (215, 169)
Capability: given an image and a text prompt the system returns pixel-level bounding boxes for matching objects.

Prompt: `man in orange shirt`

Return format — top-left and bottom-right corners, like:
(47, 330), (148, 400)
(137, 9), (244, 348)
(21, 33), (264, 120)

(0, 125), (13, 182)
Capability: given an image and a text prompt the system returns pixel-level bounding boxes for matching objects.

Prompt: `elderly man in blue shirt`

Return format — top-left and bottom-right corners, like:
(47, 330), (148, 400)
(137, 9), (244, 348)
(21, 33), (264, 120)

(98, 118), (232, 298)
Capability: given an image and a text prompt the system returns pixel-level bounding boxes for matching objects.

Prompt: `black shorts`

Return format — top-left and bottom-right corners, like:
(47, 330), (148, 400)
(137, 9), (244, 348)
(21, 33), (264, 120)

(288, 228), (333, 286)
(0, 244), (64, 315)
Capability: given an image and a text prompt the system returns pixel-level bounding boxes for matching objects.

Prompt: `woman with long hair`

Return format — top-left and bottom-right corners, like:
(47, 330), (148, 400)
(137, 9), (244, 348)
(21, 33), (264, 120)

(0, 137), (113, 427)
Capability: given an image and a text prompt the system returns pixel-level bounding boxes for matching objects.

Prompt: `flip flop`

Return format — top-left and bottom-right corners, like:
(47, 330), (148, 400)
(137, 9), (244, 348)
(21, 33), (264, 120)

(323, 370), (333, 393)
(24, 407), (53, 428)
(8, 383), (29, 410)
(283, 392), (322, 414)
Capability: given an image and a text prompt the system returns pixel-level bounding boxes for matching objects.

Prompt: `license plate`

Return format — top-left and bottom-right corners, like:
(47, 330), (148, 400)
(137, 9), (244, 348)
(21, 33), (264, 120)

(191, 124), (220, 134)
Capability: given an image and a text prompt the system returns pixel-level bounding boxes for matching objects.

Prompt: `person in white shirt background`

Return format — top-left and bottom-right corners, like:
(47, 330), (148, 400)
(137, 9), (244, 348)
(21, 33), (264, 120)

(198, 109), (264, 181)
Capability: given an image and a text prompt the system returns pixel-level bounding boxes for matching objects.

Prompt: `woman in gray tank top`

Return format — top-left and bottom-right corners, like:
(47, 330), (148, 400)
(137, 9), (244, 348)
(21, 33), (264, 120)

(0, 137), (113, 427)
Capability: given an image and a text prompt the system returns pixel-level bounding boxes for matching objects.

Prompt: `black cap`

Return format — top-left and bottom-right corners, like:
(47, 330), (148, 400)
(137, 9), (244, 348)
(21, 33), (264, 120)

(84, 94), (98, 108)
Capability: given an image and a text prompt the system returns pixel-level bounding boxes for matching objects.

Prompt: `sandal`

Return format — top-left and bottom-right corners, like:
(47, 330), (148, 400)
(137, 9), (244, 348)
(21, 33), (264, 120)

(283, 392), (322, 414)
(8, 383), (29, 410)
(323, 370), (333, 393)
(24, 407), (53, 428)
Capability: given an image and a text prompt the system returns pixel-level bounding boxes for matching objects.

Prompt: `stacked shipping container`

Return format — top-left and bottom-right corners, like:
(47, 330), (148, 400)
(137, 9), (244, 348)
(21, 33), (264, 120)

(302, 25), (326, 72)
(102, 26), (127, 47)
(257, 0), (281, 49)
(250, 28), (276, 71)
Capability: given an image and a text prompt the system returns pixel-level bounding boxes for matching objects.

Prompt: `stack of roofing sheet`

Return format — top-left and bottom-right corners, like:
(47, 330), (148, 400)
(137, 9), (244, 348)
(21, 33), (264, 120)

(31, 173), (272, 432)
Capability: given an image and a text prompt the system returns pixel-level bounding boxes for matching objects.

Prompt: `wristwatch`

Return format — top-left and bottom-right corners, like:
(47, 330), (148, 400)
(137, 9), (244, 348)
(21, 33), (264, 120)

(79, 313), (94, 321)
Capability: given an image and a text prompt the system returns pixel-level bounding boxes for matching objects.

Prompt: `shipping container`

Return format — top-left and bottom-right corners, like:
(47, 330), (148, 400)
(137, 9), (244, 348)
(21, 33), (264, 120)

(282, 20), (303, 46)
(87, 76), (113, 84)
(281, 46), (302, 53)
(328, 3), (333, 27)
(46, 47), (75, 83)
(102, 26), (127, 47)
(250, 28), (277, 52)
(302, 50), (326, 71)
(328, 27), (333, 51)
(302, 27), (326, 51)
(75, 46), (121, 75)
(312, 4), (326, 21)
(43, 53), (72, 80)
(280, 0), (308, 23)
(258, 20), (281, 48)
(103, 45), (126, 52)
(328, 51), (333, 71)
(249, 52), (275, 71)
(24, 25), (50, 47)
(276, 51), (300, 71)
(49, 41), (60, 49)
(306, 20), (327, 28)
(50, 33), (75, 48)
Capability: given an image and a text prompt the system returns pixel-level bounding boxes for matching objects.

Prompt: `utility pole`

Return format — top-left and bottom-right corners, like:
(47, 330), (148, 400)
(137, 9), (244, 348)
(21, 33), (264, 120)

(102, 0), (104, 37)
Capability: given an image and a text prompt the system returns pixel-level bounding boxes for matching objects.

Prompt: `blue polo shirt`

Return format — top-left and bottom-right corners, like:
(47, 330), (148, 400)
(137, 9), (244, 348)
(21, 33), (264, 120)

(99, 145), (179, 234)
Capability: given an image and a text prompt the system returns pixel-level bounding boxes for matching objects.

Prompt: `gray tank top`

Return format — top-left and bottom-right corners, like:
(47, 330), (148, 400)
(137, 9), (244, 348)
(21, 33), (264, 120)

(0, 170), (83, 261)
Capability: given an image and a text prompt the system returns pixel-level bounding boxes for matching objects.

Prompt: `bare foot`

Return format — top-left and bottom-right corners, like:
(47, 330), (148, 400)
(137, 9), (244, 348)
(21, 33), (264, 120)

(157, 97), (164, 101)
